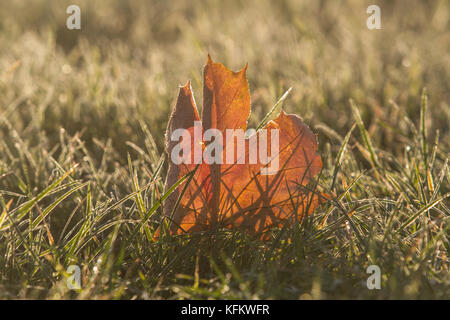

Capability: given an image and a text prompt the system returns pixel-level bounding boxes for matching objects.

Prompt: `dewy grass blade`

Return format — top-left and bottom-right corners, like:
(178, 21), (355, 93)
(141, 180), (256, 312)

(0, 199), (13, 230)
(9, 163), (79, 220)
(398, 193), (449, 231)
(420, 88), (428, 170)
(166, 164), (200, 234)
(31, 181), (89, 230)
(128, 152), (152, 241)
(127, 168), (194, 241)
(319, 170), (365, 229)
(331, 123), (356, 191)
(256, 87), (292, 131)
(350, 99), (380, 169)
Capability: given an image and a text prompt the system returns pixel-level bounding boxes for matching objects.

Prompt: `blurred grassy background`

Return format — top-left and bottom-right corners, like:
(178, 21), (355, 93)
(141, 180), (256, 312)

(1, 0), (448, 158)
(0, 0), (448, 299)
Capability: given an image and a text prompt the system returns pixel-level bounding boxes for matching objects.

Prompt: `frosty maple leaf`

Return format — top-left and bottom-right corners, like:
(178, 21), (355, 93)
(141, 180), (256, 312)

(158, 55), (324, 237)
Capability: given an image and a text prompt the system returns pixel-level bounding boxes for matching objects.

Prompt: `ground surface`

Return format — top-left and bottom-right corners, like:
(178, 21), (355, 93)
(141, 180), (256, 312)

(0, 0), (448, 299)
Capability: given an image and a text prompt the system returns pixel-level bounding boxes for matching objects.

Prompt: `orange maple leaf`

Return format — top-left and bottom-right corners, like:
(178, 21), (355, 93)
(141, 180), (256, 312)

(158, 55), (325, 238)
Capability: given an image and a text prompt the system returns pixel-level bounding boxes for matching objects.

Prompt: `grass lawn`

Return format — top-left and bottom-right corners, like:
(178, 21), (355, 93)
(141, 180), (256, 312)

(0, 0), (448, 299)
